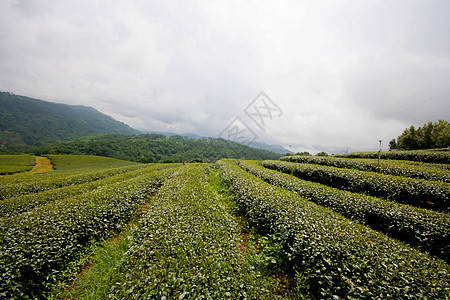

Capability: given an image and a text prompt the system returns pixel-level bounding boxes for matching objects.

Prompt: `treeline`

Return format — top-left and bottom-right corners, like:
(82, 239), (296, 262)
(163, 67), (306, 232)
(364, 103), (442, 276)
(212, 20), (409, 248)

(389, 120), (449, 150)
(1, 134), (281, 163)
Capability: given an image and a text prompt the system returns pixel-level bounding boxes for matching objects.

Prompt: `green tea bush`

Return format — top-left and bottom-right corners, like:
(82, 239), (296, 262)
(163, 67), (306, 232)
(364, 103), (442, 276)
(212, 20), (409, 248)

(218, 160), (449, 299)
(0, 155), (35, 175)
(0, 164), (179, 218)
(263, 160), (450, 212)
(0, 164), (149, 200)
(110, 165), (270, 299)
(0, 167), (178, 298)
(334, 150), (450, 164)
(281, 155), (450, 183)
(239, 160), (450, 262)
(398, 160), (450, 171)
(46, 154), (137, 172)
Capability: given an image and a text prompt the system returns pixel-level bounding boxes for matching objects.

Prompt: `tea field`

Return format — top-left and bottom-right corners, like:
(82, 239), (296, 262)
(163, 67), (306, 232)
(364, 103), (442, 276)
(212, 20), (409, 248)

(0, 152), (449, 299)
(0, 154), (36, 175)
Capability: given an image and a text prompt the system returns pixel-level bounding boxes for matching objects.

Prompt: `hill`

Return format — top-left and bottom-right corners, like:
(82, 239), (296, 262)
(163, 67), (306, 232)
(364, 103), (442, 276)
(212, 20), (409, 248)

(0, 91), (139, 146)
(9, 134), (282, 162)
(145, 130), (292, 154)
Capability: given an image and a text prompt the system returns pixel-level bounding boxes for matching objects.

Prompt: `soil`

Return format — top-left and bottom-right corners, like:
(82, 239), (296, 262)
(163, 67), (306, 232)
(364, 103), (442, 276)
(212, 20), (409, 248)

(29, 156), (53, 174)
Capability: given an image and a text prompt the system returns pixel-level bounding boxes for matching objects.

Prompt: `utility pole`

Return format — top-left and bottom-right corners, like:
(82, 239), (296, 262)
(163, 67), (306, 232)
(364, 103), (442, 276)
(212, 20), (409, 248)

(378, 140), (382, 167)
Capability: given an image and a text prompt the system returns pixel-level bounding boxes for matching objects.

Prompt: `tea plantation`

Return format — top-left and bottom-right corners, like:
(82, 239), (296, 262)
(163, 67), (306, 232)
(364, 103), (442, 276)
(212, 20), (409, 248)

(0, 152), (448, 299)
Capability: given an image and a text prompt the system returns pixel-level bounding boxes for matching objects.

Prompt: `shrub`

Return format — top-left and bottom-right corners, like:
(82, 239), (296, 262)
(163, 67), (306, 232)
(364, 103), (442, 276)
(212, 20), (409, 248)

(334, 149), (450, 164)
(110, 165), (270, 299)
(239, 160), (450, 262)
(281, 155), (450, 183)
(0, 167), (178, 298)
(263, 160), (450, 212)
(218, 160), (449, 299)
(0, 164), (179, 218)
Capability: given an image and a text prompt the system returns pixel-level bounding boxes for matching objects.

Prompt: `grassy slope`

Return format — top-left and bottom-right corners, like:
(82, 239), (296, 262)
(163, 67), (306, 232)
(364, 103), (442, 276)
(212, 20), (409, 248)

(0, 154), (36, 175)
(0, 154), (138, 175)
(46, 154), (138, 173)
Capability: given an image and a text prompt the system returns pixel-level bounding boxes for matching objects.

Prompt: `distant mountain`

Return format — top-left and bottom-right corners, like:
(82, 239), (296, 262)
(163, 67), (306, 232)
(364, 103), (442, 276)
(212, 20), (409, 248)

(0, 91), (139, 146)
(249, 141), (292, 155)
(145, 130), (203, 139)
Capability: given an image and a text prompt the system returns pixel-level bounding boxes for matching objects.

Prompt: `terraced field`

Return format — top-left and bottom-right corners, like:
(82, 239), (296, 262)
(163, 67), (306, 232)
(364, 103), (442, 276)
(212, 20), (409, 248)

(0, 152), (449, 299)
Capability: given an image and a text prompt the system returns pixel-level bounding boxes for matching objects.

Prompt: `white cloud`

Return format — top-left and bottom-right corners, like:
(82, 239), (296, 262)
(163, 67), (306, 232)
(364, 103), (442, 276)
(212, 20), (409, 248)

(0, 0), (449, 153)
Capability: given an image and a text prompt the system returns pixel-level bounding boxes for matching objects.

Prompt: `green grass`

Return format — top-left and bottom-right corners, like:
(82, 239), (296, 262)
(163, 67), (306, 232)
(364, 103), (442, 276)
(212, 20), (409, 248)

(46, 154), (138, 173)
(0, 154), (36, 175)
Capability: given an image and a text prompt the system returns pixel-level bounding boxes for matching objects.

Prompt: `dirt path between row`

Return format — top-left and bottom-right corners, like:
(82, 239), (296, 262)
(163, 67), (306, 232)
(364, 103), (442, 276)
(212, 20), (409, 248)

(29, 156), (53, 174)
(1, 156), (54, 176)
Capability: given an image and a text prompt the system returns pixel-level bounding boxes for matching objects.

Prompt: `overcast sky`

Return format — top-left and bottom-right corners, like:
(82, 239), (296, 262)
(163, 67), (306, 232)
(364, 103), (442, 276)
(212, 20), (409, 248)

(1, 0), (449, 153)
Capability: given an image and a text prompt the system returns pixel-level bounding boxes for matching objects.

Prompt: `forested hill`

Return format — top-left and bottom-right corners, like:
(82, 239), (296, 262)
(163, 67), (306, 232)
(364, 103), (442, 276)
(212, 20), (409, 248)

(0, 91), (139, 146)
(6, 134), (282, 162)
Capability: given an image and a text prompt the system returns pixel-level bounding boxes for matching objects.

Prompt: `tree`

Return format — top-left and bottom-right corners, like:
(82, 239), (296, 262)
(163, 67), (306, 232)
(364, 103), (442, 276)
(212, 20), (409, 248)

(395, 120), (449, 150)
(416, 122), (433, 149)
(432, 120), (450, 148)
(296, 151), (311, 156)
(397, 126), (418, 150)
(388, 139), (397, 151)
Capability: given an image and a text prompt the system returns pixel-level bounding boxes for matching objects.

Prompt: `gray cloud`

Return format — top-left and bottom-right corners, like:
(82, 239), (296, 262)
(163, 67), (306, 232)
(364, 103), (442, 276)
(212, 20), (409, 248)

(0, 0), (449, 153)
(344, 54), (450, 125)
